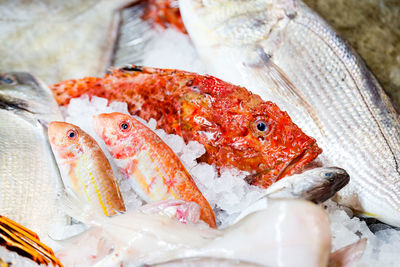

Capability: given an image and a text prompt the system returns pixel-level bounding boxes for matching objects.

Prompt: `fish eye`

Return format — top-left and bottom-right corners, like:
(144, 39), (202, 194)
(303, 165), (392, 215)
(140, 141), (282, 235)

(119, 121), (131, 132)
(0, 75), (16, 85)
(256, 121), (268, 132)
(67, 129), (77, 140)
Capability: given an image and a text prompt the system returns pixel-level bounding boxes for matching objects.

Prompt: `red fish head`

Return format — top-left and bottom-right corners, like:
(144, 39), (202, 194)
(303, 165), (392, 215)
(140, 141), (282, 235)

(247, 101), (322, 187)
(186, 81), (323, 188)
(48, 121), (85, 161)
(93, 113), (147, 159)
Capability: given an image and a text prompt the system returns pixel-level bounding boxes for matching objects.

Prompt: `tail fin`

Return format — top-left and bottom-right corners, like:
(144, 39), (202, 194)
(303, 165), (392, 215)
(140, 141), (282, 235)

(0, 215), (63, 266)
(59, 190), (108, 227)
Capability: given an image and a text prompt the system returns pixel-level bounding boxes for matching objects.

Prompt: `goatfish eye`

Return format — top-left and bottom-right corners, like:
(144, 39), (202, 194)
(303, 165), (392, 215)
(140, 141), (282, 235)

(119, 121), (131, 132)
(67, 129), (77, 140)
(0, 74), (16, 85)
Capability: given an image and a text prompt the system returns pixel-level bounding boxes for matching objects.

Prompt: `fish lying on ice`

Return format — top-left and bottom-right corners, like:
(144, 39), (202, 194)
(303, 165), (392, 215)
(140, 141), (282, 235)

(48, 121), (126, 217)
(51, 66), (322, 189)
(0, 0), (139, 84)
(0, 215), (62, 267)
(179, 0), (400, 226)
(266, 166), (349, 203)
(93, 112), (216, 228)
(57, 198), (332, 267)
(0, 72), (68, 241)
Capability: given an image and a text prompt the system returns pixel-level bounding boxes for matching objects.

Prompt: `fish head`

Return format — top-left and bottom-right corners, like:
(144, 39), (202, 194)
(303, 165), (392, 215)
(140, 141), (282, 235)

(0, 72), (62, 121)
(180, 0), (289, 84)
(93, 112), (146, 159)
(48, 121), (86, 161)
(218, 94), (322, 187)
(183, 77), (322, 187)
(180, 0), (286, 47)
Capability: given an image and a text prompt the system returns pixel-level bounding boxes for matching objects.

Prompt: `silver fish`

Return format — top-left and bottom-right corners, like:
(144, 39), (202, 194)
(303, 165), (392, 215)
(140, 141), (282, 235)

(266, 167), (349, 203)
(0, 72), (67, 241)
(303, 0), (400, 110)
(0, 0), (137, 85)
(180, 0), (400, 226)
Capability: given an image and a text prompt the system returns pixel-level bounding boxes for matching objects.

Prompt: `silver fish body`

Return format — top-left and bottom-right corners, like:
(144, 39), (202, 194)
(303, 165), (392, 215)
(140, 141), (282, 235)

(180, 0), (400, 226)
(0, 0), (137, 85)
(0, 72), (67, 241)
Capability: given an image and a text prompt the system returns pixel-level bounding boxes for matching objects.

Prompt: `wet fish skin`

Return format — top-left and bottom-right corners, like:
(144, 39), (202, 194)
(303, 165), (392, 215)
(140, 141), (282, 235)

(58, 198), (331, 267)
(266, 167), (350, 203)
(48, 121), (126, 217)
(51, 66), (322, 188)
(179, 0), (400, 226)
(0, 0), (137, 85)
(93, 112), (216, 228)
(0, 72), (67, 241)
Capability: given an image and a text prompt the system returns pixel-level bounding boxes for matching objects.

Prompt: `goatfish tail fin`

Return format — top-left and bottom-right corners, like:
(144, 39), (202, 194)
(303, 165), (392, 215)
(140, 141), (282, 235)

(59, 189), (110, 227)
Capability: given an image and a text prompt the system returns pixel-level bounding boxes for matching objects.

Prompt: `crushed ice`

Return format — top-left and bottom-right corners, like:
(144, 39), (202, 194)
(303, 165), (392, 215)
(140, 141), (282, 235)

(64, 96), (266, 227)
(55, 28), (400, 266)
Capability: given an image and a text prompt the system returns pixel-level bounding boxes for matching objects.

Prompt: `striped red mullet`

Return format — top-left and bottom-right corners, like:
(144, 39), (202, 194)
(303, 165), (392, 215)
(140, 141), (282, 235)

(93, 112), (216, 228)
(48, 121), (126, 217)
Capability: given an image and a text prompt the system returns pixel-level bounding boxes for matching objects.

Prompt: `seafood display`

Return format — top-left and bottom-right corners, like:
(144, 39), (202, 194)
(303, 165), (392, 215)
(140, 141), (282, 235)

(0, 215), (62, 266)
(48, 121), (126, 217)
(93, 112), (216, 228)
(51, 66), (322, 188)
(57, 198), (332, 267)
(1, 0), (400, 266)
(0, 72), (68, 241)
(179, 0), (400, 226)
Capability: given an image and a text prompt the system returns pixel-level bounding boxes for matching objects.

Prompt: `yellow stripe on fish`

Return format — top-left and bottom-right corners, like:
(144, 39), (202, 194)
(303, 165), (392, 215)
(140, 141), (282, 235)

(48, 121), (126, 217)
(93, 112), (217, 228)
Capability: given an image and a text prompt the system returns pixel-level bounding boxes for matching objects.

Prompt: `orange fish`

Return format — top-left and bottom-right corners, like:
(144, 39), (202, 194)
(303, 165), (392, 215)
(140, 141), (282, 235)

(143, 0), (187, 33)
(51, 66), (322, 188)
(93, 112), (217, 228)
(48, 121), (126, 217)
(0, 215), (63, 266)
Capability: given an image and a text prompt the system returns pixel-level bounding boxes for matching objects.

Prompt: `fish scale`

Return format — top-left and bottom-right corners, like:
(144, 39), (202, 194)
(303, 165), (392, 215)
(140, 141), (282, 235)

(0, 109), (64, 242)
(278, 12), (400, 208)
(48, 121), (126, 217)
(180, 0), (400, 225)
(93, 113), (217, 228)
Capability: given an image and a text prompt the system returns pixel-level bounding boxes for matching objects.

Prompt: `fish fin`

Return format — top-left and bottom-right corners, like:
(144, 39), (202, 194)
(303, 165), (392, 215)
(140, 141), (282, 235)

(0, 215), (62, 266)
(245, 47), (325, 135)
(328, 238), (367, 267)
(231, 197), (269, 225)
(59, 189), (106, 226)
(111, 2), (156, 67)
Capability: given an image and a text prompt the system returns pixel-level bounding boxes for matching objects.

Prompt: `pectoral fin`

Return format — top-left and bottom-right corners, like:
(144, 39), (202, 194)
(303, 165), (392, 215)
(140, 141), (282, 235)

(329, 238), (367, 267)
(245, 47), (325, 135)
